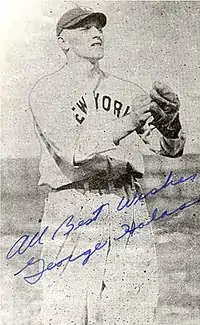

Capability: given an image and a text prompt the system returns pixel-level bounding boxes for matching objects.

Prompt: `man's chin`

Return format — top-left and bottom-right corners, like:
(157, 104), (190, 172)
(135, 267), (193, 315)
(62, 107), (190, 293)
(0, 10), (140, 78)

(90, 49), (104, 60)
(81, 51), (104, 63)
(92, 53), (104, 61)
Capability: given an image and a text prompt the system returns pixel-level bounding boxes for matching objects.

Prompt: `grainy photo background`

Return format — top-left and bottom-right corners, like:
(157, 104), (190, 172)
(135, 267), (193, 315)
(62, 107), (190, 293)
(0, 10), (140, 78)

(1, 1), (200, 324)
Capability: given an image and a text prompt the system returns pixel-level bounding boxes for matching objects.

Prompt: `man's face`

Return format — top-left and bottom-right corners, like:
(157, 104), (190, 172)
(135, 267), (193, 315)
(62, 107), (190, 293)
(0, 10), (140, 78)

(62, 16), (104, 61)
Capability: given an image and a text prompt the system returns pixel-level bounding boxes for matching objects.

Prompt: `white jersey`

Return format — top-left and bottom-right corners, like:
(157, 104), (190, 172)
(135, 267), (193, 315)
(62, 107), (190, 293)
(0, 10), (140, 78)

(30, 63), (185, 188)
(29, 63), (186, 325)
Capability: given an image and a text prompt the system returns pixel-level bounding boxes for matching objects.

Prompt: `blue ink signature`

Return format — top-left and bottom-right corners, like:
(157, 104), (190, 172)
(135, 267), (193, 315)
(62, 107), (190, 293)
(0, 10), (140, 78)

(6, 170), (197, 261)
(5, 171), (199, 285)
(13, 196), (199, 285)
(51, 203), (108, 240)
(14, 240), (107, 285)
(6, 203), (108, 260)
(114, 197), (200, 240)
(116, 170), (198, 211)
(6, 226), (49, 260)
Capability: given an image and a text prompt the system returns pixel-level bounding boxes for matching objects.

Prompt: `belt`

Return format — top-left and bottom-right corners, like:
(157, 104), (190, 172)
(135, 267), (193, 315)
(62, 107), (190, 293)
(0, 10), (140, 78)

(52, 173), (139, 195)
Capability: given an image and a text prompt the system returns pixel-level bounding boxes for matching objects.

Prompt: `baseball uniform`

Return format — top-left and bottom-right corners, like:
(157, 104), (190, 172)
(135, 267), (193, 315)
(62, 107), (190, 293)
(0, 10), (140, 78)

(29, 63), (185, 325)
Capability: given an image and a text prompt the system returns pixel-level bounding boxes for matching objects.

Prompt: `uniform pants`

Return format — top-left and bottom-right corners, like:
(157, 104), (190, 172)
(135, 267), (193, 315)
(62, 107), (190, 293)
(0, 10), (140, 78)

(39, 187), (159, 325)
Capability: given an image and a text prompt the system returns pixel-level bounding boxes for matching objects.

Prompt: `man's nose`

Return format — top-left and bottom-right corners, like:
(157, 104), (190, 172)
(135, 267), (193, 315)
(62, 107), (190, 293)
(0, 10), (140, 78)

(90, 26), (102, 37)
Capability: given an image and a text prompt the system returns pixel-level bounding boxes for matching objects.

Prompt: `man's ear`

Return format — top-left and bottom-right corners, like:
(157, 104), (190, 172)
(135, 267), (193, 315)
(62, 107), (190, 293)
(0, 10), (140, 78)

(57, 35), (70, 51)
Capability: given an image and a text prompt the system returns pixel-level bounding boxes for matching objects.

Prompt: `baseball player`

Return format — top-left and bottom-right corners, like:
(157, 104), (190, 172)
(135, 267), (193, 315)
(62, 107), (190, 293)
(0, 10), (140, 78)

(29, 7), (186, 325)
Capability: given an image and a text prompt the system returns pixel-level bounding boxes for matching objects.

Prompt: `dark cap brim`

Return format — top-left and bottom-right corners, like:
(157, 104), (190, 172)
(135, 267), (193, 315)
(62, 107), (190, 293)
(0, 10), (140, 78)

(57, 12), (107, 36)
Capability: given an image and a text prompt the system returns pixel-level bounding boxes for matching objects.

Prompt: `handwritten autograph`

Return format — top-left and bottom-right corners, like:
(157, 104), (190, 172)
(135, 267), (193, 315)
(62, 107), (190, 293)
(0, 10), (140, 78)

(116, 170), (197, 211)
(5, 170), (199, 285)
(13, 240), (108, 285)
(114, 197), (199, 241)
(6, 203), (108, 260)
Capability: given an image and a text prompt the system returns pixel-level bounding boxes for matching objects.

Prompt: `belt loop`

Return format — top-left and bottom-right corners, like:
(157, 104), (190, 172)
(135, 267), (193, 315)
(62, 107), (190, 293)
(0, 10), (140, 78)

(83, 181), (90, 194)
(130, 175), (135, 190)
(107, 180), (115, 194)
(98, 189), (104, 195)
(131, 175), (142, 194)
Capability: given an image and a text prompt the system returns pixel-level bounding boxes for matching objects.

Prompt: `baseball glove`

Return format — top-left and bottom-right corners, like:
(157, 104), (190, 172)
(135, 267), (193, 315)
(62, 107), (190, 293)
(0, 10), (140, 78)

(149, 81), (182, 139)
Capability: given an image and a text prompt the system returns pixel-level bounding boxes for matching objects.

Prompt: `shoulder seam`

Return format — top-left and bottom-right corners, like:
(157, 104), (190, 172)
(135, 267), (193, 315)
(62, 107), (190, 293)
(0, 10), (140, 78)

(28, 63), (67, 106)
(107, 73), (148, 94)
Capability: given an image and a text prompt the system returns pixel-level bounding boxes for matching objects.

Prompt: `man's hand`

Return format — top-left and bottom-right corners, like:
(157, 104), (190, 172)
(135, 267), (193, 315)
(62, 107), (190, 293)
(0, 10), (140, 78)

(113, 94), (152, 144)
(129, 94), (152, 130)
(149, 81), (182, 139)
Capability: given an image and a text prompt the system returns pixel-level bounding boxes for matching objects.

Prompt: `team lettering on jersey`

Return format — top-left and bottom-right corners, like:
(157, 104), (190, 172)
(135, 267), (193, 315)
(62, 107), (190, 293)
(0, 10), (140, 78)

(71, 92), (131, 124)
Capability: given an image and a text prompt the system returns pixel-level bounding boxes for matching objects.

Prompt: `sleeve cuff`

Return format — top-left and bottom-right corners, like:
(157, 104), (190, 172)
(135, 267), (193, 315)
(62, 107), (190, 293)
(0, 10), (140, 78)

(160, 130), (186, 157)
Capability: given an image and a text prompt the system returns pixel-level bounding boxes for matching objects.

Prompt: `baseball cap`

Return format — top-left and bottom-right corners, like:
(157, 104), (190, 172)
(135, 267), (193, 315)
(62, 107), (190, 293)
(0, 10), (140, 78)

(56, 7), (107, 36)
